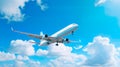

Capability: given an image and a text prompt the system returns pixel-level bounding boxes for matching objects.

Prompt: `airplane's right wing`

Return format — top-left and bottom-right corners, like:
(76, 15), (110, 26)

(11, 27), (42, 39)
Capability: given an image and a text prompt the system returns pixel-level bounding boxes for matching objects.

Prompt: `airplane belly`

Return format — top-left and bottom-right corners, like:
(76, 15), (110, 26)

(40, 40), (48, 46)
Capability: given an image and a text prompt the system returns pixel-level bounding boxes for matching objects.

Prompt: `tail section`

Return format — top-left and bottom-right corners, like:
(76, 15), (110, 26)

(40, 32), (44, 36)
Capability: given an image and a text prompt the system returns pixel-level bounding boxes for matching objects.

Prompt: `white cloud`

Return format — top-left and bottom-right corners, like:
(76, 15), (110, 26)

(48, 54), (86, 67)
(15, 60), (26, 67)
(47, 43), (72, 56)
(83, 36), (120, 67)
(8, 37), (120, 67)
(26, 60), (41, 67)
(35, 43), (86, 67)
(36, 0), (48, 11)
(0, 53), (41, 67)
(14, 60), (41, 67)
(10, 39), (35, 56)
(36, 49), (48, 56)
(0, 0), (28, 21)
(11, 60), (41, 67)
(38, 43), (87, 67)
(16, 55), (29, 61)
(0, 0), (47, 22)
(0, 39), (41, 67)
(2, 36), (120, 67)
(0, 51), (16, 61)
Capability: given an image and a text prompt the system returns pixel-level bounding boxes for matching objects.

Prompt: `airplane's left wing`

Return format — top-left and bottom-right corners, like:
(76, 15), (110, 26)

(11, 27), (42, 39)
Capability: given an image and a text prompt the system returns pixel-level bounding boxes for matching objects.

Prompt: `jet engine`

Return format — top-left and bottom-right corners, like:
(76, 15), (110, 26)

(40, 32), (48, 38)
(65, 38), (69, 43)
(44, 34), (48, 38)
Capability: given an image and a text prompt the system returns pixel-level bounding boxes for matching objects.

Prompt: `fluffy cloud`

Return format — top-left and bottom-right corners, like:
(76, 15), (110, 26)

(36, 0), (48, 11)
(48, 54), (86, 67)
(26, 60), (41, 67)
(35, 36), (120, 67)
(15, 60), (41, 67)
(16, 55), (29, 61)
(0, 39), (41, 67)
(14, 60), (26, 67)
(47, 43), (73, 56)
(2, 36), (120, 67)
(0, 52), (41, 67)
(0, 60), (41, 67)
(10, 39), (35, 56)
(0, 0), (47, 22)
(37, 43), (86, 67)
(83, 36), (120, 67)
(0, 0), (28, 21)
(36, 49), (48, 56)
(0, 52), (16, 61)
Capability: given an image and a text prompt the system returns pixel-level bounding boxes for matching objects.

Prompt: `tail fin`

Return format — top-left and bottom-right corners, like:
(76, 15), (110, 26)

(40, 32), (44, 36)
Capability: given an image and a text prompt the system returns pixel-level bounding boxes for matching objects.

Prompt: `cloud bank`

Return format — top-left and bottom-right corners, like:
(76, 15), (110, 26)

(83, 36), (120, 67)
(10, 40), (35, 56)
(1, 36), (120, 67)
(0, 52), (15, 61)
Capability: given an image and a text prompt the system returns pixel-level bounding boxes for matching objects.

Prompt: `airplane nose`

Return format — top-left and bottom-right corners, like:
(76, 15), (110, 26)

(74, 23), (78, 27)
(71, 23), (78, 27)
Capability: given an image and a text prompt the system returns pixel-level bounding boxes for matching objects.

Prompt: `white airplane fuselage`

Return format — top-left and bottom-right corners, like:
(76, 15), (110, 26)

(40, 23), (78, 46)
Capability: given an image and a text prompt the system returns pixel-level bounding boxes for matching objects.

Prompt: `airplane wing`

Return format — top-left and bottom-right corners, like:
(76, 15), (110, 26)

(11, 27), (65, 43)
(11, 27), (42, 39)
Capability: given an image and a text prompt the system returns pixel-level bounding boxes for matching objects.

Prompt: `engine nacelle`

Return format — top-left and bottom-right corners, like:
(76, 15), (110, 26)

(65, 38), (69, 41)
(44, 34), (48, 38)
(64, 38), (69, 43)
(40, 32), (48, 38)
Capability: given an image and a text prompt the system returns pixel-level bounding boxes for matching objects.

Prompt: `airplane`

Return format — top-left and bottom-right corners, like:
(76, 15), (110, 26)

(11, 23), (79, 46)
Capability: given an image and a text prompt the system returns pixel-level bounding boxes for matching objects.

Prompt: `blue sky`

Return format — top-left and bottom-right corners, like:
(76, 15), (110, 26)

(1, 0), (120, 67)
